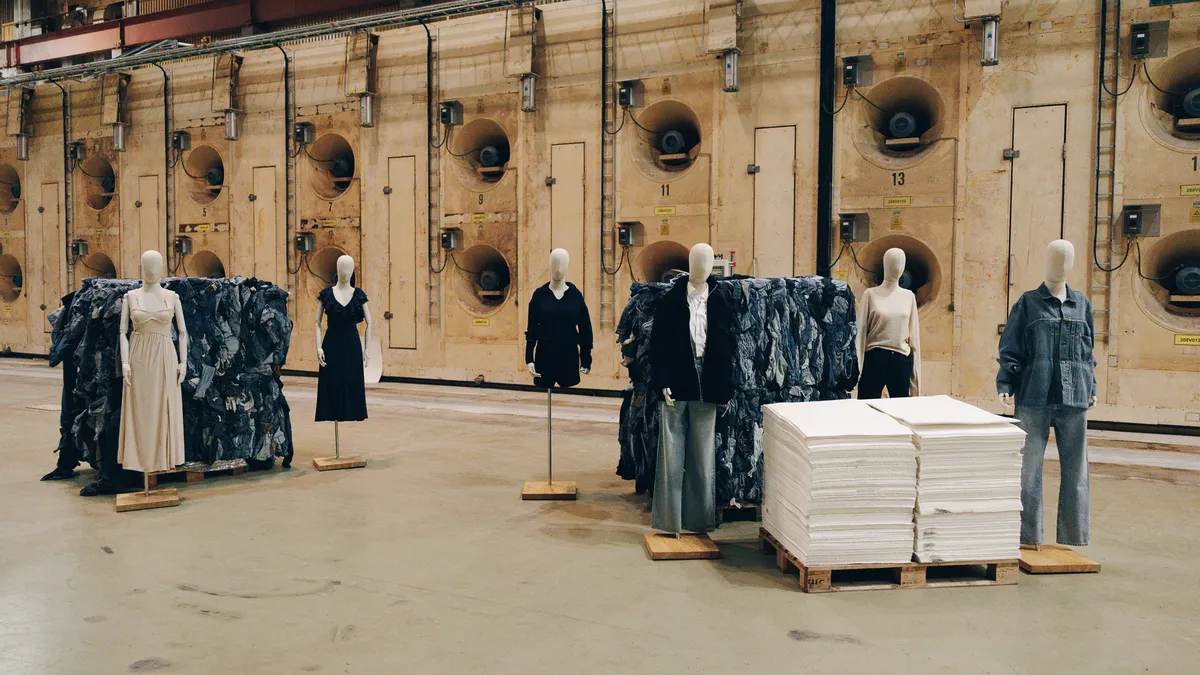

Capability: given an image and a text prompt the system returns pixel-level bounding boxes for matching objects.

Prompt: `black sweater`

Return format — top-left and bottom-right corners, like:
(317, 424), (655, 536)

(525, 282), (593, 388)
(649, 275), (733, 404)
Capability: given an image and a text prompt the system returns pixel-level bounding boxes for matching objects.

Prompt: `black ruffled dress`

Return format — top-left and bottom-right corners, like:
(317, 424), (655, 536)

(315, 287), (369, 422)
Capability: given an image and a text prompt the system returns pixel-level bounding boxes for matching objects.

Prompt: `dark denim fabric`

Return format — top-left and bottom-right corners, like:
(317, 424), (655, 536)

(616, 276), (859, 508)
(49, 276), (295, 473)
(997, 283), (1096, 409)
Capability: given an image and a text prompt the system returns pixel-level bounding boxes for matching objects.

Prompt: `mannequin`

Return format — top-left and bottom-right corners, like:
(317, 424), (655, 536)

(523, 249), (593, 499)
(998, 240), (1097, 555)
(648, 243), (733, 542)
(857, 248), (921, 399)
(115, 250), (187, 509)
(314, 255), (371, 468)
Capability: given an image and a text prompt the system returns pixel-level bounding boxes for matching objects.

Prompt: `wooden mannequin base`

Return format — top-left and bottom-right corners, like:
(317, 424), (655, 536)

(115, 488), (180, 513)
(1019, 544), (1101, 574)
(642, 532), (722, 561)
(521, 481), (577, 500)
(312, 456), (367, 471)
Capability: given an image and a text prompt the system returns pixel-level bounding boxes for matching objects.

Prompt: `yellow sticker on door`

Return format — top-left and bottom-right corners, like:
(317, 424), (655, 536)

(1181, 185), (1200, 196)
(1175, 335), (1200, 346)
(884, 196), (912, 207)
(472, 318), (490, 327)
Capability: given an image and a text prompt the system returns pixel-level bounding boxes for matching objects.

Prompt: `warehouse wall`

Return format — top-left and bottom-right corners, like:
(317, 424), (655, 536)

(2, 0), (1199, 426)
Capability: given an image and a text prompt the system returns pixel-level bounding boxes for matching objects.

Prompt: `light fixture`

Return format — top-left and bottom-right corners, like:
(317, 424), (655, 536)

(981, 17), (999, 67)
(15, 134), (29, 161)
(519, 74), (536, 112)
(722, 51), (739, 92)
(358, 94), (375, 128)
(112, 123), (127, 152)
(224, 110), (241, 141)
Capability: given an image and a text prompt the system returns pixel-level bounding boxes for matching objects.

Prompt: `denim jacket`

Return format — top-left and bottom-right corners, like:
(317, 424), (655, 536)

(996, 283), (1096, 409)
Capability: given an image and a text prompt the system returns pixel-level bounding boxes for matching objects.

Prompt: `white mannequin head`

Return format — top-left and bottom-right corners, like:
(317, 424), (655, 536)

(140, 250), (164, 286)
(549, 248), (569, 284)
(1045, 240), (1074, 285)
(336, 255), (355, 285)
(882, 248), (906, 284)
(689, 243), (714, 286)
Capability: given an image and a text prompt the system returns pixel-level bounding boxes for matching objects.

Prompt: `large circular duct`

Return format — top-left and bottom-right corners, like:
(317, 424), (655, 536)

(183, 145), (225, 205)
(1141, 47), (1200, 148)
(308, 246), (353, 286)
(82, 252), (116, 279)
(0, 164), (20, 215)
(857, 235), (942, 309)
(853, 76), (946, 168)
(629, 100), (703, 182)
(450, 244), (512, 314)
(448, 118), (511, 191)
(638, 240), (690, 284)
(0, 254), (23, 302)
(81, 156), (116, 211)
(187, 250), (226, 279)
(1132, 230), (1200, 332)
(306, 133), (356, 200)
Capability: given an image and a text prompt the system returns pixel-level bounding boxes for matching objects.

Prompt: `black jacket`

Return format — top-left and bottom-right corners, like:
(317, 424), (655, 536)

(649, 275), (733, 404)
(525, 282), (593, 389)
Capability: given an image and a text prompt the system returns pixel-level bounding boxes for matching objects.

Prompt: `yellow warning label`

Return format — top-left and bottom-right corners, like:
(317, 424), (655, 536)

(654, 206), (677, 216)
(660, 219), (670, 236)
(471, 213), (488, 223)
(2, 306), (11, 314)
(884, 196), (912, 207)
(1176, 335), (1200, 346)
(1190, 201), (1200, 224)
(197, 223), (211, 233)
(889, 209), (903, 231)
(1182, 185), (1200, 196)
(472, 318), (490, 327)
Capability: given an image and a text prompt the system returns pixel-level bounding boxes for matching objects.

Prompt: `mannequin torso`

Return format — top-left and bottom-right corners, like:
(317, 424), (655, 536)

(857, 248), (920, 396)
(527, 249), (590, 379)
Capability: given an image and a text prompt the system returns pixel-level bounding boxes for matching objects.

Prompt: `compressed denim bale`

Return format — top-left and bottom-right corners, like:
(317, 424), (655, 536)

(48, 276), (294, 471)
(616, 276), (859, 508)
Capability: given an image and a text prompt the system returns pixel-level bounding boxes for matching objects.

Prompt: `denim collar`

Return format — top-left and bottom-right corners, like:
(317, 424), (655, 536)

(1036, 282), (1077, 306)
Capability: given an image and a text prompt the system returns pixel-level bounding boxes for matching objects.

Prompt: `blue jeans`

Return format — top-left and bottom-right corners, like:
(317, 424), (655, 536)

(1016, 405), (1090, 546)
(653, 399), (717, 533)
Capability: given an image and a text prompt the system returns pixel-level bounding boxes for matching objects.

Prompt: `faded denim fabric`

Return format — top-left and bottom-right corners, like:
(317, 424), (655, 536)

(1015, 404), (1090, 546)
(616, 276), (859, 510)
(654, 398), (717, 533)
(997, 283), (1096, 409)
(49, 276), (295, 475)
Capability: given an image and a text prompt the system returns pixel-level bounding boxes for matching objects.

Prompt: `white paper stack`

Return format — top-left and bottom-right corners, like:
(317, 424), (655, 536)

(762, 399), (917, 567)
(868, 395), (1026, 563)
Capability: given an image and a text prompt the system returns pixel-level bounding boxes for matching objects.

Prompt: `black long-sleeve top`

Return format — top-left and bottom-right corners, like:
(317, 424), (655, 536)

(525, 282), (593, 388)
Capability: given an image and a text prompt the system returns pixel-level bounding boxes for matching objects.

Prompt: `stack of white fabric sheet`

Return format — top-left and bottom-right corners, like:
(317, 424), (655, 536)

(868, 395), (1025, 563)
(762, 399), (918, 566)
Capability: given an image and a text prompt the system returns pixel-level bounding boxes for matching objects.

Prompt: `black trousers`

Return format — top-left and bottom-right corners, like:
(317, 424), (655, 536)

(857, 348), (913, 399)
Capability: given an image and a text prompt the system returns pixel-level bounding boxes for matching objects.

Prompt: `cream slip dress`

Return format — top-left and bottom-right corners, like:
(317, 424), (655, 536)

(118, 288), (186, 473)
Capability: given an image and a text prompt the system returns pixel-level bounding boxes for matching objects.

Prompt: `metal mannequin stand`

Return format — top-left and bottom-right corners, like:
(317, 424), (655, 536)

(313, 421), (367, 471)
(521, 389), (577, 500)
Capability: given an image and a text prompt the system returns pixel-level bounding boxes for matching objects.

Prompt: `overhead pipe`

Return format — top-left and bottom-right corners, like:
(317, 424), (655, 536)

(816, 0), (835, 275)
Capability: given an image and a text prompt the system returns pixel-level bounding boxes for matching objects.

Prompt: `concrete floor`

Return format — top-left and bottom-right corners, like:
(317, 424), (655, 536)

(1, 359), (1199, 674)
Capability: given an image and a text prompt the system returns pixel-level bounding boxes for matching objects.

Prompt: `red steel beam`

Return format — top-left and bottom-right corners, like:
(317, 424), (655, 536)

(124, 0), (251, 46)
(251, 0), (391, 24)
(17, 22), (122, 65)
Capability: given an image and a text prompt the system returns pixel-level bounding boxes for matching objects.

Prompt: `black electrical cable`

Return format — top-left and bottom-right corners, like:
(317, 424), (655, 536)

(445, 140), (479, 159)
(1142, 62), (1187, 95)
(604, 107), (628, 135)
(177, 153), (209, 180)
(828, 241), (849, 269)
(302, 144), (335, 164)
(1101, 60), (1139, 98)
(604, 246), (627, 277)
(626, 109), (659, 134)
(847, 243), (873, 273)
(286, 250), (306, 276)
(1134, 238), (1172, 281)
(178, 253), (190, 278)
(79, 258), (108, 275)
(430, 251), (450, 274)
(448, 252), (483, 275)
(304, 254), (335, 284)
(431, 124), (451, 150)
(822, 88), (851, 116)
(854, 88), (892, 115)
(1094, 238), (1133, 273)
(76, 164), (109, 180)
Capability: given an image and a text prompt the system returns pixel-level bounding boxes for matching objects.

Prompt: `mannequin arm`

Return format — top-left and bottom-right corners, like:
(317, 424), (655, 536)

(908, 293), (921, 396)
(1085, 298), (1097, 406)
(524, 293), (540, 378)
(577, 296), (594, 374)
(361, 302), (372, 367)
(119, 296), (131, 383)
(855, 290), (868, 376)
(996, 296), (1027, 402)
(315, 304), (326, 367)
(173, 293), (188, 386)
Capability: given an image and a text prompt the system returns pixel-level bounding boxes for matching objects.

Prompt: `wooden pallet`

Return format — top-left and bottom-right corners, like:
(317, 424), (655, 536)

(146, 460), (247, 488)
(759, 528), (1018, 593)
